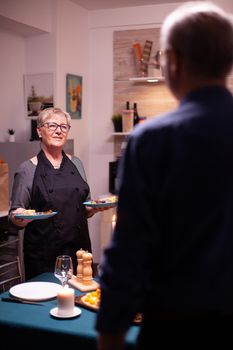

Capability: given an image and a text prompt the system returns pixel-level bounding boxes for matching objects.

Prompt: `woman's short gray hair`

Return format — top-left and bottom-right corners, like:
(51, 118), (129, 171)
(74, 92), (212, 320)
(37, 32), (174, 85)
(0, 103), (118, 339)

(37, 108), (71, 127)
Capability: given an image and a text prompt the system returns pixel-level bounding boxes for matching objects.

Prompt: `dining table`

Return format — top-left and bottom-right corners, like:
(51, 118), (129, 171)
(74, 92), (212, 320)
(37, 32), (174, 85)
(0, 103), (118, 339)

(0, 272), (140, 348)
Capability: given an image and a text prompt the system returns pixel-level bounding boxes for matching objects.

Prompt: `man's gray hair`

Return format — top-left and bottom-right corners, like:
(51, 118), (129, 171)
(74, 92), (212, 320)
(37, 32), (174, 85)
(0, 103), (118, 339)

(160, 1), (233, 79)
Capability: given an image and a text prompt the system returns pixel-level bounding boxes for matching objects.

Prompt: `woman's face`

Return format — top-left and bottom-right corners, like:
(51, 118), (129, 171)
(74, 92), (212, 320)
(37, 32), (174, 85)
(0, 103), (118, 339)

(37, 113), (70, 150)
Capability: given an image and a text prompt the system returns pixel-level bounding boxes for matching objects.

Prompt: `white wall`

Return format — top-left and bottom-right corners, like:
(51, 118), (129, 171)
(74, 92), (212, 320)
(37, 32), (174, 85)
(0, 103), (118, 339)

(213, 0), (233, 12)
(0, 0), (54, 142)
(55, 0), (89, 167)
(0, 0), (52, 32)
(0, 28), (28, 141)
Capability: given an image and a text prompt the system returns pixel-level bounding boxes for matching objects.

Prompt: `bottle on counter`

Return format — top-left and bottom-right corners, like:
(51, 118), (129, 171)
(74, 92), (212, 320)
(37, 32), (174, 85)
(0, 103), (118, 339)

(133, 102), (140, 126)
(126, 101), (130, 110)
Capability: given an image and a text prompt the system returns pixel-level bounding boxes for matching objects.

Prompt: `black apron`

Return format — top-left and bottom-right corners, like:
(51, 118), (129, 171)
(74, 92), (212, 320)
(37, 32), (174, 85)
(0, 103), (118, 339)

(24, 150), (91, 280)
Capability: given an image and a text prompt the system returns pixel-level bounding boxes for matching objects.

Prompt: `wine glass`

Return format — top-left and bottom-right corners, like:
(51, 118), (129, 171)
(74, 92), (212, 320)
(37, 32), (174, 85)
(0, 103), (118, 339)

(54, 255), (74, 286)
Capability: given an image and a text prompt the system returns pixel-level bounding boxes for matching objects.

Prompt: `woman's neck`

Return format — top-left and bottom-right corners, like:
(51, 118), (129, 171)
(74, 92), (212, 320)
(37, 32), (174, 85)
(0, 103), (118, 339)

(41, 144), (63, 168)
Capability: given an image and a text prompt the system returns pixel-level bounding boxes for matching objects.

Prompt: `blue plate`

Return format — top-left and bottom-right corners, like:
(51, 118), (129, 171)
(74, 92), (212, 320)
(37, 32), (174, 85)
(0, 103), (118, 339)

(83, 201), (117, 208)
(15, 211), (58, 220)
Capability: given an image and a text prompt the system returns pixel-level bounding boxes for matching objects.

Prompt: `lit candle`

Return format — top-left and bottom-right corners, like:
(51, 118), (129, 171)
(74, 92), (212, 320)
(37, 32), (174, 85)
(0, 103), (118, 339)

(111, 213), (116, 235)
(57, 285), (75, 316)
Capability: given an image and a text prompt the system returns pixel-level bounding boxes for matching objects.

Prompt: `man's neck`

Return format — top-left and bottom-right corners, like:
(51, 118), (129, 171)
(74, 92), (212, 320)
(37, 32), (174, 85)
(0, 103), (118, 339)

(175, 76), (227, 101)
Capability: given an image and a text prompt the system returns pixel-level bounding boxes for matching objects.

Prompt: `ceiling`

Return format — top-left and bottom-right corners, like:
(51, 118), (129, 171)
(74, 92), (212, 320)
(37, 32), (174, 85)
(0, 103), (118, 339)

(70, 0), (186, 11)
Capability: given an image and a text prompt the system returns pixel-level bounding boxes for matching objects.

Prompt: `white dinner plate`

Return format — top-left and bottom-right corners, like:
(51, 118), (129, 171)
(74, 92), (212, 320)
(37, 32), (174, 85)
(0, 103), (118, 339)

(50, 306), (82, 319)
(15, 211), (58, 220)
(9, 282), (61, 301)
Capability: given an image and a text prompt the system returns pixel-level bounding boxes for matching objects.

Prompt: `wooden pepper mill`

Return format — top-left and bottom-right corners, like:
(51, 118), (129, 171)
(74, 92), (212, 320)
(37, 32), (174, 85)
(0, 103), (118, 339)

(70, 249), (99, 291)
(76, 248), (84, 281)
(82, 251), (93, 285)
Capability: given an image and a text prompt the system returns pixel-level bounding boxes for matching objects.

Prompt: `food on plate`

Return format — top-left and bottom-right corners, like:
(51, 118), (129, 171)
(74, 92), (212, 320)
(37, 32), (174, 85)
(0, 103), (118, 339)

(40, 209), (53, 214)
(81, 288), (101, 309)
(79, 288), (142, 323)
(22, 209), (53, 215)
(89, 196), (118, 204)
(105, 195), (118, 203)
(22, 209), (36, 215)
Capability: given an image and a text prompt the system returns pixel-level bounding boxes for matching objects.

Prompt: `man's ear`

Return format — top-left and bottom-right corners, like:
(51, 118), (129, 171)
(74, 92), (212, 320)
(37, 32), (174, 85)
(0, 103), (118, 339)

(168, 49), (179, 74)
(165, 48), (184, 100)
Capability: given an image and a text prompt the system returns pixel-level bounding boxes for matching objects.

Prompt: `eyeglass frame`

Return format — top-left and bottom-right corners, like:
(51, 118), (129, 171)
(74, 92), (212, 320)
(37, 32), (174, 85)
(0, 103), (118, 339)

(41, 122), (71, 133)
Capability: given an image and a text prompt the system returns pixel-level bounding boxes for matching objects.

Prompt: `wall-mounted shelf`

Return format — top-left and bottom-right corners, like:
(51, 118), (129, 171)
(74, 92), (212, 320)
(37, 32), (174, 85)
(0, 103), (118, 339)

(129, 76), (165, 83)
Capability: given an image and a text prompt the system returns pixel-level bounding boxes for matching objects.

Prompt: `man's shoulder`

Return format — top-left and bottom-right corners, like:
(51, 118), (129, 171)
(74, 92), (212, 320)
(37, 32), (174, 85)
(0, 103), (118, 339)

(133, 108), (181, 137)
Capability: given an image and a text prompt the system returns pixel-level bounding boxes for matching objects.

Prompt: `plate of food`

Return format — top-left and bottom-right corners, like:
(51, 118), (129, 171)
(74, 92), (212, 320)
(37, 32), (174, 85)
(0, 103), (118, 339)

(83, 196), (118, 208)
(75, 288), (101, 310)
(15, 209), (58, 220)
(75, 288), (142, 324)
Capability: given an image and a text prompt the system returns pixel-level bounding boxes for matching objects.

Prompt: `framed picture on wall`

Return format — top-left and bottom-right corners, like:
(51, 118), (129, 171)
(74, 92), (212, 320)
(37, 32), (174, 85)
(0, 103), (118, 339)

(66, 74), (82, 119)
(24, 73), (54, 119)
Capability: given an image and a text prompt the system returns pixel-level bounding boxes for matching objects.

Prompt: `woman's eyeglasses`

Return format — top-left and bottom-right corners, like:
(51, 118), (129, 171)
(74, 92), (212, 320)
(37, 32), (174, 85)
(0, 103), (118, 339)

(42, 122), (71, 133)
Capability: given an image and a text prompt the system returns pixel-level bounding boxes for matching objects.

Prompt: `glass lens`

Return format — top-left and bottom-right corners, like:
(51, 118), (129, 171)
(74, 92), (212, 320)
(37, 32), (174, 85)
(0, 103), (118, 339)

(44, 122), (70, 133)
(60, 124), (70, 132)
(47, 122), (57, 131)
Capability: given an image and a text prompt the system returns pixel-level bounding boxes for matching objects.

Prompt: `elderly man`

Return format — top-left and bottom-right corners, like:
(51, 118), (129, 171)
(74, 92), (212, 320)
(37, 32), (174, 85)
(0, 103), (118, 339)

(96, 1), (233, 349)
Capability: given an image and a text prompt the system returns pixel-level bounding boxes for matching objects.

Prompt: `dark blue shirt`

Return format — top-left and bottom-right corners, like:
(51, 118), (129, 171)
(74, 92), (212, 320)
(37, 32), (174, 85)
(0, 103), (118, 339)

(96, 86), (233, 331)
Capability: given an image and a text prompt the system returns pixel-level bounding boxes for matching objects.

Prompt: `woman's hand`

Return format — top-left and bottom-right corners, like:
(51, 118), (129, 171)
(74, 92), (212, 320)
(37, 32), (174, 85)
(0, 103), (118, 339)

(11, 208), (33, 227)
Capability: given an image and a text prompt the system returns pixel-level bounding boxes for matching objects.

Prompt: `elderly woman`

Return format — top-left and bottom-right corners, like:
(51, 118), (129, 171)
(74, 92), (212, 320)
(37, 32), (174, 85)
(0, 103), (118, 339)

(9, 107), (103, 280)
